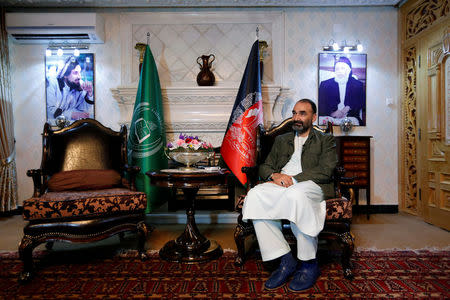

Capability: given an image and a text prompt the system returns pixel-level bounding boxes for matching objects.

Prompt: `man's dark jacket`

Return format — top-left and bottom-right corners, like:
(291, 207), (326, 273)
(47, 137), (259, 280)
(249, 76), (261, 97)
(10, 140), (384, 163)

(259, 127), (338, 200)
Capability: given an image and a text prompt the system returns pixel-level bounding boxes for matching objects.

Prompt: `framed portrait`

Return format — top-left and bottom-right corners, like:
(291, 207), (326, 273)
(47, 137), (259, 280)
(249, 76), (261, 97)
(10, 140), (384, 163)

(45, 53), (95, 126)
(318, 53), (367, 126)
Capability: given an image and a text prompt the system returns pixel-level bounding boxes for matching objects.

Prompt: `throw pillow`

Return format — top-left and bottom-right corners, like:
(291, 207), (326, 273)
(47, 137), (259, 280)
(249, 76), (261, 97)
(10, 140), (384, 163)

(48, 169), (122, 191)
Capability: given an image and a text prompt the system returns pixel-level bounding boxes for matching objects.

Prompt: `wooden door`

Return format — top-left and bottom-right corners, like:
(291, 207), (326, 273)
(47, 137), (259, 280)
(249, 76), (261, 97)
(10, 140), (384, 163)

(417, 24), (450, 230)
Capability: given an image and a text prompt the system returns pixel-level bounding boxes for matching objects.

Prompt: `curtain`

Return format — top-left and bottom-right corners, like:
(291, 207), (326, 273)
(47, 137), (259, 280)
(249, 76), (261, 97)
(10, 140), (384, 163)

(0, 7), (18, 212)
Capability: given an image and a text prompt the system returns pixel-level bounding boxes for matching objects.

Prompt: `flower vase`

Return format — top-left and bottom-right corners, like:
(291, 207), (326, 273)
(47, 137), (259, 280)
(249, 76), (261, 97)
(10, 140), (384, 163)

(166, 150), (212, 171)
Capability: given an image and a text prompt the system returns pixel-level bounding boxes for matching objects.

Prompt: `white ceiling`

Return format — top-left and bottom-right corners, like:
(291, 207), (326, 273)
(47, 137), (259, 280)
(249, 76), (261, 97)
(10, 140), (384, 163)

(2, 0), (404, 8)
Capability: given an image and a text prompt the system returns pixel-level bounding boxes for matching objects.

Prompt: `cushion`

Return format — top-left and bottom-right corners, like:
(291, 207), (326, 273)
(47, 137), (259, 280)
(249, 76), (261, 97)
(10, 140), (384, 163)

(23, 188), (146, 221)
(48, 169), (122, 192)
(325, 197), (352, 220)
(236, 195), (352, 221)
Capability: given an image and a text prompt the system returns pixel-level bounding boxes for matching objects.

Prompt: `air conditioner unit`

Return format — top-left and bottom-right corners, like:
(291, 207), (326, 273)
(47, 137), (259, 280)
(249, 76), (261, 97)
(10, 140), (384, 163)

(6, 13), (105, 44)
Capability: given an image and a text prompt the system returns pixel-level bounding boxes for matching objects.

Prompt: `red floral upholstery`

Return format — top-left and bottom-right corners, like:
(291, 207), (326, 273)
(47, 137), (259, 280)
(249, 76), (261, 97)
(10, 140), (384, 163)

(325, 197), (352, 220)
(236, 195), (352, 221)
(23, 188), (146, 221)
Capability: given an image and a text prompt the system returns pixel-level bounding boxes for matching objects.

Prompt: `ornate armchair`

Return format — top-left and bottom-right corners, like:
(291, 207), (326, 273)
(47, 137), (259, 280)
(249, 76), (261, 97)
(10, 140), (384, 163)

(234, 119), (355, 279)
(19, 119), (150, 282)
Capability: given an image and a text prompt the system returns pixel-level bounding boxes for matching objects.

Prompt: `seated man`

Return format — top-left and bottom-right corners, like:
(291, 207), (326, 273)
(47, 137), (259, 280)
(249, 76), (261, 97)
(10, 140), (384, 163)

(242, 98), (338, 292)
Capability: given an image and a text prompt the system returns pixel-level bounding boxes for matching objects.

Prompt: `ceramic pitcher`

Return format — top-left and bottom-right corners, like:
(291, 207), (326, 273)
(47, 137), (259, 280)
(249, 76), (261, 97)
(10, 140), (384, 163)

(196, 54), (215, 86)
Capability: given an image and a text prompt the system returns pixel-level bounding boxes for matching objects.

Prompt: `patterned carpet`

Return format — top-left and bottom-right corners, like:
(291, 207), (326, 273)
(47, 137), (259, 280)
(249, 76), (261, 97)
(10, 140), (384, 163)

(0, 249), (448, 299)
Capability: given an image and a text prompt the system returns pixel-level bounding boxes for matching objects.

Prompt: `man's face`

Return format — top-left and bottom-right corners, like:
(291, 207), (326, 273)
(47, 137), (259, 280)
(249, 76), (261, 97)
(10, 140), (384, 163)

(292, 101), (317, 134)
(334, 62), (351, 81)
(65, 65), (82, 87)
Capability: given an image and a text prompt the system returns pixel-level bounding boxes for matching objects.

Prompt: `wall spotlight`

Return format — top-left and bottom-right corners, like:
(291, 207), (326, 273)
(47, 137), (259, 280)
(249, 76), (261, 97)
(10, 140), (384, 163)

(323, 39), (364, 52)
(332, 42), (340, 51)
(45, 49), (52, 57)
(57, 48), (63, 56)
(356, 41), (364, 52)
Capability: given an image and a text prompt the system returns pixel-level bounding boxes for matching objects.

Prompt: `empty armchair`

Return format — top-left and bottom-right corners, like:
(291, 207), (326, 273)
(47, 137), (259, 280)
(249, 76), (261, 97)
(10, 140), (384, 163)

(19, 119), (150, 282)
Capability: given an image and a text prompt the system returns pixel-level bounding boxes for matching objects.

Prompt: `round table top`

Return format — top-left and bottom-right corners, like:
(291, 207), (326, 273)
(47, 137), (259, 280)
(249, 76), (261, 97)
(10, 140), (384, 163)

(146, 169), (228, 189)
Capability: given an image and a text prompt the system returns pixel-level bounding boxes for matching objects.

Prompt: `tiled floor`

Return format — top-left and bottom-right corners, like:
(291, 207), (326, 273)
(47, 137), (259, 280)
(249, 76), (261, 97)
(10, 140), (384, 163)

(0, 211), (449, 253)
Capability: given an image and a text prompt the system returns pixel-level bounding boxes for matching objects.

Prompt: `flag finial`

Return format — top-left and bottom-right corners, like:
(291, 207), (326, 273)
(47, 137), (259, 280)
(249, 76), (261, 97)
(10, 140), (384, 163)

(256, 26), (259, 39)
(147, 32), (150, 45)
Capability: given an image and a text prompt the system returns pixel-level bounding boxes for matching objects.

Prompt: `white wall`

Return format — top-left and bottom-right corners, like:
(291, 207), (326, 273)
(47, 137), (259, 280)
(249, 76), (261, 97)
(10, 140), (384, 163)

(10, 7), (398, 206)
(283, 7), (398, 205)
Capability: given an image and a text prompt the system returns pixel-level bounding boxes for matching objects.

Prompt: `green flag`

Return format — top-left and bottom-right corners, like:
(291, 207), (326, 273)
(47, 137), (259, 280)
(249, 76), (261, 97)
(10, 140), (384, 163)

(128, 45), (168, 213)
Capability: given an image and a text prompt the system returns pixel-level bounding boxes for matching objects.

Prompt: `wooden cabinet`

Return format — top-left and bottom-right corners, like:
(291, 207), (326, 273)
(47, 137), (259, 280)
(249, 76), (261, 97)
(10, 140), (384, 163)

(335, 136), (372, 218)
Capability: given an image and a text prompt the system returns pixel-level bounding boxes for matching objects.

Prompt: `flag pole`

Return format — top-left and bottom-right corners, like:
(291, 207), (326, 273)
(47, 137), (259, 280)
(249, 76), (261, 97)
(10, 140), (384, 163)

(256, 26), (259, 40)
(220, 40), (263, 186)
(128, 36), (169, 212)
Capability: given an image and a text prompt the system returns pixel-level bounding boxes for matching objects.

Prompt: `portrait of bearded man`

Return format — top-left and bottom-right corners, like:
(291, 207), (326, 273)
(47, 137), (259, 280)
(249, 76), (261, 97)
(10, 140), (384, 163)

(46, 54), (94, 125)
(318, 55), (366, 126)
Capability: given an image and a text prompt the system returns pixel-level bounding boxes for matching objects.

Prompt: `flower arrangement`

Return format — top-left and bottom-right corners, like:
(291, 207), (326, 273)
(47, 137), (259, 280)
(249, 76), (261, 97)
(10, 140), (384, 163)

(167, 134), (213, 152)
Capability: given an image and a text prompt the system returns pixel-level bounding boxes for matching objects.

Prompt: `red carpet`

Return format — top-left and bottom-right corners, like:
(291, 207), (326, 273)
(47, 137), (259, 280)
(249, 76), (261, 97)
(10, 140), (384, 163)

(0, 249), (448, 299)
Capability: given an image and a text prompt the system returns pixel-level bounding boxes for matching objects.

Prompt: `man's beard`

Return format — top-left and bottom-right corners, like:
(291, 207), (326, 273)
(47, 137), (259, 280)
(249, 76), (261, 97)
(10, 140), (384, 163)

(292, 121), (311, 134)
(66, 79), (82, 91)
(334, 75), (349, 85)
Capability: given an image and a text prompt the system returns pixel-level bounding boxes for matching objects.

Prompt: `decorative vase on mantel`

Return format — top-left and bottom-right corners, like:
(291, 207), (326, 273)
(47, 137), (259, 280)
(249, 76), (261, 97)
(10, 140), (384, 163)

(196, 54), (215, 86)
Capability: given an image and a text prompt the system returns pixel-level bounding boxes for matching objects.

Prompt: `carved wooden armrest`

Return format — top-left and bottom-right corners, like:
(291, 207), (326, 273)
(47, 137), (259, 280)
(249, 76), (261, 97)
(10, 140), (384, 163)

(27, 169), (43, 197)
(334, 166), (355, 199)
(335, 166), (355, 184)
(125, 165), (141, 191)
(241, 166), (259, 188)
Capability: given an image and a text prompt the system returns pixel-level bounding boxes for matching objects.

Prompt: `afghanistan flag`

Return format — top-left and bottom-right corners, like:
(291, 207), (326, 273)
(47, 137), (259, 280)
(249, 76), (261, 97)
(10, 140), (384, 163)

(127, 45), (168, 213)
(221, 40), (263, 185)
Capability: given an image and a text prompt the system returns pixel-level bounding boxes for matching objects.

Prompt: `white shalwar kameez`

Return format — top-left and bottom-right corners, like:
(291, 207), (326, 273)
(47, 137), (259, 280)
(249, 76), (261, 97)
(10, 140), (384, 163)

(242, 135), (326, 261)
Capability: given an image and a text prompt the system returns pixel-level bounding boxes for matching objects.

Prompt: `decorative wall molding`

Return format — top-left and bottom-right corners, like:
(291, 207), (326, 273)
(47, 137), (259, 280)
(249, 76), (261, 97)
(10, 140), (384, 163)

(112, 85), (285, 109)
(115, 11), (290, 148)
(405, 0), (449, 40)
(2, 0), (402, 8)
(429, 45), (443, 68)
(111, 85), (292, 146)
(167, 122), (228, 133)
(429, 141), (446, 161)
(119, 12), (284, 89)
(402, 45), (418, 214)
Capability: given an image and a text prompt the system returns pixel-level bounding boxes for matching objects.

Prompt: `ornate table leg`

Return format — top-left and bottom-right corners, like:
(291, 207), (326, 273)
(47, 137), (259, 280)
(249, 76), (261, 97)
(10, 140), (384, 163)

(159, 187), (223, 263)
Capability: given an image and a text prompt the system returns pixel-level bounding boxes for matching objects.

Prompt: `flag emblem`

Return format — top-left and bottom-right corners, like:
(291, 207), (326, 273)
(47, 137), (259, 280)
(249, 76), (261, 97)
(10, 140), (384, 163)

(127, 45), (168, 212)
(221, 40), (263, 185)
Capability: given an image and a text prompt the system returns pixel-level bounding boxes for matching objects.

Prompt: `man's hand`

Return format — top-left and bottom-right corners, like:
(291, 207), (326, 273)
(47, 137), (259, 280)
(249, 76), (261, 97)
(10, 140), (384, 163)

(81, 80), (93, 97)
(331, 109), (345, 119)
(271, 173), (294, 188)
(331, 106), (350, 119)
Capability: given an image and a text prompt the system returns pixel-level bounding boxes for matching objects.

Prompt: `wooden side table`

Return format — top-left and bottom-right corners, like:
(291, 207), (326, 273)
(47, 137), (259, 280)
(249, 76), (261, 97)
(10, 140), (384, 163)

(335, 136), (372, 219)
(146, 170), (226, 263)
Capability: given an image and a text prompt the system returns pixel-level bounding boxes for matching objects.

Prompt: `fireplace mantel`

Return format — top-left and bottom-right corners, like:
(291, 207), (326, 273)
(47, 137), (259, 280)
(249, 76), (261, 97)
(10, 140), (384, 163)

(111, 85), (292, 146)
